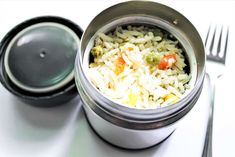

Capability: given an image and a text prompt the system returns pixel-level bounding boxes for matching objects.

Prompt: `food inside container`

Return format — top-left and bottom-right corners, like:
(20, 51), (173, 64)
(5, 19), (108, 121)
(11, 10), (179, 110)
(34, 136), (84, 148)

(86, 25), (191, 109)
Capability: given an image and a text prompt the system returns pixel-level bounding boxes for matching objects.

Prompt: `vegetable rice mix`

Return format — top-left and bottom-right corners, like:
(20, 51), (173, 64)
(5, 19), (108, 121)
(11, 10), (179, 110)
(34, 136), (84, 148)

(88, 25), (191, 109)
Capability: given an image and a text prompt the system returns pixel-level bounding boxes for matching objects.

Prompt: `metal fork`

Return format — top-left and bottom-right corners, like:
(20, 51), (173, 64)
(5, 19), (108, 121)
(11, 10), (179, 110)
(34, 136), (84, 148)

(202, 25), (229, 157)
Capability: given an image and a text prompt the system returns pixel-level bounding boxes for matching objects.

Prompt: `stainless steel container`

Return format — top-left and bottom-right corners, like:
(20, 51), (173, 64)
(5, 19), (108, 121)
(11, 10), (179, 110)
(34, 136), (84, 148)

(75, 1), (205, 149)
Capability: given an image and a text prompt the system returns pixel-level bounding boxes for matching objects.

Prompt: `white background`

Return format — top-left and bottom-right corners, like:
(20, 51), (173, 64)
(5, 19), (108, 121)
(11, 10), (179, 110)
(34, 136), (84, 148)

(0, 0), (235, 157)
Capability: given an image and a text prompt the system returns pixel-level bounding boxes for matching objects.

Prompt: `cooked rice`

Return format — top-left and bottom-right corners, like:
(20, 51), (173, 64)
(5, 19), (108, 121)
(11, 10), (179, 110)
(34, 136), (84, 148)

(88, 25), (191, 109)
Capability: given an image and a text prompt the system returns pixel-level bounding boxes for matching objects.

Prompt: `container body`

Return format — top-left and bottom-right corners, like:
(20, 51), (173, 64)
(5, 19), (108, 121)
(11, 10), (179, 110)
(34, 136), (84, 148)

(78, 78), (203, 149)
(75, 1), (205, 149)
(83, 103), (176, 149)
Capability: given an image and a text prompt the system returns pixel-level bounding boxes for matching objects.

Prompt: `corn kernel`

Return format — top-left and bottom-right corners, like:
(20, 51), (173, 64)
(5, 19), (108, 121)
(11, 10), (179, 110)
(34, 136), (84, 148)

(128, 90), (138, 106)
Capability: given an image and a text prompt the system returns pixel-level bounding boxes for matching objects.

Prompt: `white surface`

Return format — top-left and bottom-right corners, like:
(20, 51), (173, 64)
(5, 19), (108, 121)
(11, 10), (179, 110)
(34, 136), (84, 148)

(0, 0), (235, 157)
(0, 78), (209, 157)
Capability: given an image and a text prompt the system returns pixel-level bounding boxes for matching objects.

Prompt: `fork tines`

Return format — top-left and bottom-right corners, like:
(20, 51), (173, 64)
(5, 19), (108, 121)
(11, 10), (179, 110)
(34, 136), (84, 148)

(205, 25), (229, 64)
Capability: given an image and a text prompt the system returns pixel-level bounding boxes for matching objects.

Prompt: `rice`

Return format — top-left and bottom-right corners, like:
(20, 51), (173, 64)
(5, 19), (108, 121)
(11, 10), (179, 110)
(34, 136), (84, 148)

(88, 25), (191, 109)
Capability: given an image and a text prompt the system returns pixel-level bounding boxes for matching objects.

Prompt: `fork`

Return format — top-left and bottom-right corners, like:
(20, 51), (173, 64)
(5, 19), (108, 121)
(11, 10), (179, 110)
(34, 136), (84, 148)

(202, 25), (229, 157)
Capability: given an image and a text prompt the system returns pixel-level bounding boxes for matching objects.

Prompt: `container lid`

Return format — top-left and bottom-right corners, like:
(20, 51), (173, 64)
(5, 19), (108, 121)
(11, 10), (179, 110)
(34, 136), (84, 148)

(0, 16), (83, 106)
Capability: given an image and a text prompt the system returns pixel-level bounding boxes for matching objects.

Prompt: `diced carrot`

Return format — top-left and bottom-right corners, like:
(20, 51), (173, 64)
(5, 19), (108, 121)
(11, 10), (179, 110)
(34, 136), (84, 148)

(158, 53), (176, 70)
(117, 55), (126, 65)
(159, 57), (168, 69)
(115, 54), (126, 75)
(115, 63), (125, 75)
(127, 47), (134, 51)
(165, 54), (176, 60)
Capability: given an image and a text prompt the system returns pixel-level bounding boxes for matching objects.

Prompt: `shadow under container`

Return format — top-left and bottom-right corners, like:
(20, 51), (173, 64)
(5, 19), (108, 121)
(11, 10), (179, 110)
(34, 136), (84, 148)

(75, 1), (205, 149)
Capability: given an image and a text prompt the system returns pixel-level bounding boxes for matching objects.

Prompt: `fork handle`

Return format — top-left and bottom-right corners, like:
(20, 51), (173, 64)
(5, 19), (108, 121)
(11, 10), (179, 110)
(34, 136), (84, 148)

(202, 73), (216, 157)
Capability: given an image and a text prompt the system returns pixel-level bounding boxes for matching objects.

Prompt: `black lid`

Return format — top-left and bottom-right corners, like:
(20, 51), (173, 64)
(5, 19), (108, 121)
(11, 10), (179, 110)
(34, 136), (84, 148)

(0, 16), (83, 107)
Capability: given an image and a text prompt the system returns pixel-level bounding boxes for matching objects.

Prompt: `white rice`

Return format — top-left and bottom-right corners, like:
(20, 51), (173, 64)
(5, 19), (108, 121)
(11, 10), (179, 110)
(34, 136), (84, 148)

(88, 25), (191, 109)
